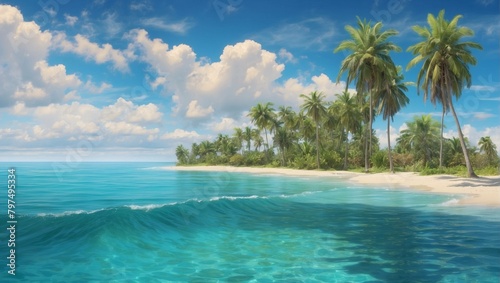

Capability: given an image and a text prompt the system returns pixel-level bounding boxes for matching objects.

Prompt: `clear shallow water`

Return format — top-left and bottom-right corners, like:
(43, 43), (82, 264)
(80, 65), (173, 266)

(0, 162), (499, 282)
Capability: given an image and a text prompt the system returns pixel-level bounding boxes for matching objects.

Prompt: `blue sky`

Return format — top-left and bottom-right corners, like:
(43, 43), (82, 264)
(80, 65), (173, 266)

(0, 0), (499, 161)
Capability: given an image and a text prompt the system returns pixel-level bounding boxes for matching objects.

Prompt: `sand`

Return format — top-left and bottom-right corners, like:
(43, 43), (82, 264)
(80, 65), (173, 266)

(166, 166), (500, 207)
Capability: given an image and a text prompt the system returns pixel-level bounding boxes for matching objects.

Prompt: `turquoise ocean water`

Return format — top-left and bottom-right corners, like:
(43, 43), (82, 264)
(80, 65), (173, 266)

(1, 162), (499, 282)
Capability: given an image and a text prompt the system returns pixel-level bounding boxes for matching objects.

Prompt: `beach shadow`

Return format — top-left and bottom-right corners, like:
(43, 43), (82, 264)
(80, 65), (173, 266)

(449, 176), (500, 187)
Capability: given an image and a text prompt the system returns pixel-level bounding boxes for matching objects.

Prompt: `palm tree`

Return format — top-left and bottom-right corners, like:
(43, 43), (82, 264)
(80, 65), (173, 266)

(278, 106), (296, 130)
(333, 91), (362, 169)
(375, 66), (410, 173)
(248, 102), (275, 152)
(198, 140), (215, 160)
(251, 129), (264, 151)
(244, 126), (252, 152)
(478, 136), (498, 166)
(299, 115), (315, 143)
(233, 127), (244, 154)
(397, 115), (441, 168)
(190, 143), (200, 161)
(298, 141), (314, 156)
(175, 145), (189, 164)
(214, 134), (225, 154)
(407, 10), (482, 177)
(273, 127), (294, 166)
(300, 91), (327, 169)
(446, 137), (464, 167)
(335, 17), (401, 172)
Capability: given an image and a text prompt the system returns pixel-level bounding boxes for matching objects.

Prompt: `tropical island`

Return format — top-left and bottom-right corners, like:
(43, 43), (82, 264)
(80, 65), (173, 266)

(175, 11), (499, 180)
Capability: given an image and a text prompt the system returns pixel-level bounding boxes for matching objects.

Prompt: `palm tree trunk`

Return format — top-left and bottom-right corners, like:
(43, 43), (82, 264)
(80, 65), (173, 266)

(281, 147), (286, 167)
(264, 129), (269, 151)
(316, 125), (320, 169)
(344, 131), (349, 170)
(449, 101), (478, 178)
(387, 119), (394, 173)
(364, 124), (369, 173)
(439, 107), (445, 168)
(368, 91), (373, 170)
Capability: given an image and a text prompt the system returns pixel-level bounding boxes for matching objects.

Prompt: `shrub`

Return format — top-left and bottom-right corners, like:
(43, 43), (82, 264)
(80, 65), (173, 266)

(392, 153), (414, 168)
(372, 150), (388, 169)
(322, 151), (342, 169)
(476, 166), (500, 176)
(291, 154), (317, 169)
(229, 154), (244, 166)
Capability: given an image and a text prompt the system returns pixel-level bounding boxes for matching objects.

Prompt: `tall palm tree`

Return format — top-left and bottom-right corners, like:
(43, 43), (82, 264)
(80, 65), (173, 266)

(233, 127), (244, 154)
(273, 126), (294, 166)
(278, 106), (296, 130)
(478, 136), (498, 166)
(244, 126), (252, 152)
(248, 102), (275, 152)
(407, 10), (482, 177)
(251, 129), (264, 151)
(397, 115), (441, 168)
(299, 115), (315, 143)
(375, 66), (410, 173)
(300, 91), (327, 169)
(335, 17), (401, 172)
(333, 91), (362, 169)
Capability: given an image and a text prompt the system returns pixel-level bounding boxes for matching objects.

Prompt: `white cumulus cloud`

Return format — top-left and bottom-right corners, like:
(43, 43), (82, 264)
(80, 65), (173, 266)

(0, 4), (81, 107)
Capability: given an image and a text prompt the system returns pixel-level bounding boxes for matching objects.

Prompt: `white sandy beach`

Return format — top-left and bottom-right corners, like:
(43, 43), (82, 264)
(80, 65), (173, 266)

(167, 166), (500, 206)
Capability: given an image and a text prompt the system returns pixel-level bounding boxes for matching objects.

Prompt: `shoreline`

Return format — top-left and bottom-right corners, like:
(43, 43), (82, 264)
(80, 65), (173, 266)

(165, 165), (500, 207)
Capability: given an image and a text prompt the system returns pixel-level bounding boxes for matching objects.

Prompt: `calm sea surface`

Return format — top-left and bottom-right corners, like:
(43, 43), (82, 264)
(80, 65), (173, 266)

(1, 162), (499, 282)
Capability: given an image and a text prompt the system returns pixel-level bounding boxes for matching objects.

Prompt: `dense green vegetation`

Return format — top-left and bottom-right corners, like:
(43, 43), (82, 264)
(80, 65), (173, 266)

(175, 10), (499, 177)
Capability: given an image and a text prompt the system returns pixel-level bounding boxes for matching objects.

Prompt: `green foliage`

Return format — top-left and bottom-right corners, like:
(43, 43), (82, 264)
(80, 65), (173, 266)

(321, 150), (343, 169)
(372, 150), (388, 169)
(243, 151), (267, 166)
(229, 154), (244, 166)
(475, 166), (500, 176)
(291, 154), (318, 170)
(420, 166), (466, 176)
(175, 145), (189, 165)
(392, 153), (414, 168)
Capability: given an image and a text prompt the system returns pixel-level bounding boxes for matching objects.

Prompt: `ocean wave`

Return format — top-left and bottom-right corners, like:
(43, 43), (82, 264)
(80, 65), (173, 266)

(140, 166), (171, 171)
(37, 208), (106, 217)
(32, 191), (325, 217)
(125, 201), (183, 211)
(439, 198), (461, 206)
(209, 195), (262, 201)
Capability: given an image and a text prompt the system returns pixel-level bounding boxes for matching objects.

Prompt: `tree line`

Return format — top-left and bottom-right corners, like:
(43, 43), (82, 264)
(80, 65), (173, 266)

(176, 10), (499, 177)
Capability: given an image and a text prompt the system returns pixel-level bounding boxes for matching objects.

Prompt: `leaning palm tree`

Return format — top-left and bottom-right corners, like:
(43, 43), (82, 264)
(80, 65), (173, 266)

(478, 136), (498, 166)
(300, 91), (327, 169)
(335, 17), (401, 172)
(375, 66), (411, 173)
(333, 91), (362, 170)
(248, 102), (275, 152)
(407, 10), (482, 177)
